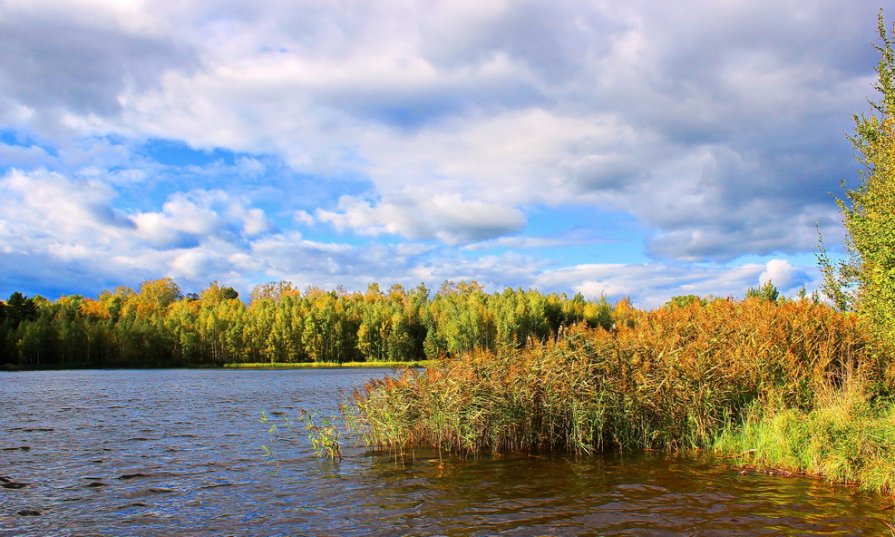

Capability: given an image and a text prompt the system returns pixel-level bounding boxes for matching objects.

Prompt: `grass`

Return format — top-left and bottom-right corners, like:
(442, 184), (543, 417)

(224, 360), (433, 369)
(352, 298), (895, 495)
(714, 379), (895, 495)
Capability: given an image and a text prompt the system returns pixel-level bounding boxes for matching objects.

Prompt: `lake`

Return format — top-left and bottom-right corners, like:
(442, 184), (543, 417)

(1, 369), (891, 536)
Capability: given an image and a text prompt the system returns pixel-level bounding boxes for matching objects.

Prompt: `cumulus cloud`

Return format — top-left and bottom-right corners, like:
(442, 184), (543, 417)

(85, 0), (871, 257)
(759, 259), (808, 291)
(534, 260), (818, 308)
(1, 168), (134, 237)
(0, 0), (196, 126)
(0, 169), (280, 295)
(0, 0), (879, 298)
(133, 189), (275, 249)
(317, 193), (526, 245)
(293, 210), (315, 225)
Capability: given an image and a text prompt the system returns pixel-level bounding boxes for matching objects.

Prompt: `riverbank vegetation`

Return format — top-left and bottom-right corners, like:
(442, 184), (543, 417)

(354, 297), (887, 454)
(354, 13), (895, 497)
(353, 296), (895, 495)
(224, 360), (433, 369)
(714, 379), (895, 494)
(0, 280), (613, 369)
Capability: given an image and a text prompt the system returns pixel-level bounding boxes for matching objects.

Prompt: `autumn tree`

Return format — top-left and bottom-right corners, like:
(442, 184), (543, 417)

(250, 281), (298, 303)
(135, 278), (182, 316)
(200, 281), (239, 305)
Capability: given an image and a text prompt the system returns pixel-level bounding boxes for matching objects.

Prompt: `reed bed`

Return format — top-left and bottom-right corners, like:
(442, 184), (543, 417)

(224, 360), (433, 369)
(353, 298), (885, 456)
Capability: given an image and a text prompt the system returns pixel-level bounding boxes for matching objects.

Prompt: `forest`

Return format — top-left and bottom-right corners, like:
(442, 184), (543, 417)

(0, 279), (621, 369)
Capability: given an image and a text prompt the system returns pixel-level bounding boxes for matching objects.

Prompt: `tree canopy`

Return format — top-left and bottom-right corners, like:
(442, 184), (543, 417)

(820, 11), (895, 352)
(0, 279), (616, 369)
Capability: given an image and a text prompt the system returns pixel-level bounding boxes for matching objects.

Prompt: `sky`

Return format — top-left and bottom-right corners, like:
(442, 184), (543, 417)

(0, 0), (885, 307)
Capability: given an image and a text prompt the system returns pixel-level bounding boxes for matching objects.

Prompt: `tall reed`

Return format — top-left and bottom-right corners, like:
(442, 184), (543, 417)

(354, 298), (882, 455)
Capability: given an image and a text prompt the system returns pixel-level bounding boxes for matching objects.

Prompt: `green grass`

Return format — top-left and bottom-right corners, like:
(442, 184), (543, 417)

(224, 360), (433, 369)
(713, 380), (895, 496)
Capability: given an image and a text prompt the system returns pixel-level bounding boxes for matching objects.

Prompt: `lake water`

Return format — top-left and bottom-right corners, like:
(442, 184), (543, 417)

(1, 369), (891, 536)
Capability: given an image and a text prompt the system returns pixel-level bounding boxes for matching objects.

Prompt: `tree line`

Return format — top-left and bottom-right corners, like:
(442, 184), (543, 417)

(0, 279), (618, 369)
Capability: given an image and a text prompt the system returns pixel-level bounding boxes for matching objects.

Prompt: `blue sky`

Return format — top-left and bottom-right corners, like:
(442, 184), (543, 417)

(0, 0), (883, 307)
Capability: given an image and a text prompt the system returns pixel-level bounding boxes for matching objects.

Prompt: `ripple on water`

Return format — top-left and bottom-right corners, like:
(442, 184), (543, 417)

(1, 368), (892, 537)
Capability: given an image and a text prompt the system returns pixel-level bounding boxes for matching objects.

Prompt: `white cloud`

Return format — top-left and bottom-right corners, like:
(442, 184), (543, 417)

(0, 0), (195, 126)
(0, 141), (55, 168)
(0, 170), (823, 305)
(293, 209), (315, 225)
(759, 258), (806, 291)
(464, 234), (589, 251)
(0, 0), (878, 298)
(317, 193), (526, 244)
(74, 0), (866, 257)
(0, 169), (282, 294)
(534, 261), (817, 308)
(0, 168), (135, 239)
(132, 190), (274, 248)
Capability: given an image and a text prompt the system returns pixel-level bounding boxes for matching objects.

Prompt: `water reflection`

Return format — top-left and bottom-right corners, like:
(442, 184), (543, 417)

(1, 369), (891, 536)
(341, 450), (888, 536)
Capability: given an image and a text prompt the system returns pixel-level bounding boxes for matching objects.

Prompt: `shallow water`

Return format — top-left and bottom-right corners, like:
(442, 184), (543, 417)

(1, 369), (891, 536)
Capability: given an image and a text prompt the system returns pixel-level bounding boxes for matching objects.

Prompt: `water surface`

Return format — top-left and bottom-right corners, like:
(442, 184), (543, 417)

(1, 369), (891, 536)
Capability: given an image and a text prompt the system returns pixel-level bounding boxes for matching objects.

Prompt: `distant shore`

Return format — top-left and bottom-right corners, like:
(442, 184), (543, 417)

(223, 360), (432, 369)
(1, 360), (432, 372)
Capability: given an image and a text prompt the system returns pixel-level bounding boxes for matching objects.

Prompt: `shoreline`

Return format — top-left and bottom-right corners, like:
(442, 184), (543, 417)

(1, 360), (433, 372)
(223, 360), (433, 369)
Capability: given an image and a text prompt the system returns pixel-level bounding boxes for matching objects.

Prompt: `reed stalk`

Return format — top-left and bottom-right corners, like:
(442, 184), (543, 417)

(354, 299), (884, 457)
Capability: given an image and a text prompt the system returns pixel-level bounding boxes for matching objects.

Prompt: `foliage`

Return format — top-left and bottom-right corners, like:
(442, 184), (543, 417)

(745, 280), (780, 302)
(664, 295), (706, 309)
(354, 299), (879, 455)
(714, 378), (895, 496)
(259, 410), (280, 459)
(4, 292), (38, 327)
(224, 360), (433, 369)
(260, 408), (344, 462)
(297, 409), (342, 461)
(0, 280), (617, 369)
(820, 12), (895, 354)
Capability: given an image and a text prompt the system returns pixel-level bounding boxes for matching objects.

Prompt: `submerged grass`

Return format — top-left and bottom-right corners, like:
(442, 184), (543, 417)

(353, 298), (895, 494)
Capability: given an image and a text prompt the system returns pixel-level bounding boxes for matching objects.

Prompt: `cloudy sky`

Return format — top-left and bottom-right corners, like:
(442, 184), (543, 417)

(0, 0), (884, 307)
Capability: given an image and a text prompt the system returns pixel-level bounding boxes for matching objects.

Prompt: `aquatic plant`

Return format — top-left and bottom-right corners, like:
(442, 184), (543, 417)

(225, 360), (434, 369)
(297, 408), (342, 461)
(714, 377), (895, 496)
(353, 298), (882, 456)
(260, 408), (344, 462)
(259, 410), (279, 459)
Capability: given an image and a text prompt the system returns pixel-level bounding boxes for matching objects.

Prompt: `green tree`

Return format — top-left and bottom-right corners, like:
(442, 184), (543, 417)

(6, 292), (38, 327)
(820, 12), (895, 350)
(665, 295), (705, 309)
(745, 281), (780, 303)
